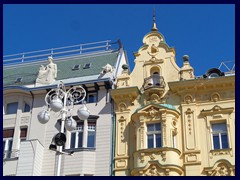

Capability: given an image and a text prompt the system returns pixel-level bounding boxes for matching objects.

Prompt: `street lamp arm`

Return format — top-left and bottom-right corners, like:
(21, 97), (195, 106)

(37, 81), (90, 176)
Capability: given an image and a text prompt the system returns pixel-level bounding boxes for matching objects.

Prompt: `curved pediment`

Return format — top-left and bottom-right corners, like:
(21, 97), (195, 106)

(203, 160), (235, 176)
(132, 102), (179, 120)
(200, 105), (234, 116)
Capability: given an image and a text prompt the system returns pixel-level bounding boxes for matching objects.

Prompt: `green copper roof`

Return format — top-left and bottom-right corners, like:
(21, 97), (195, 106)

(134, 102), (177, 114)
(3, 51), (119, 87)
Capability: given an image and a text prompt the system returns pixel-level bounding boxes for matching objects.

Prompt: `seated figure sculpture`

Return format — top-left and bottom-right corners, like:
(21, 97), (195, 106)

(36, 56), (57, 84)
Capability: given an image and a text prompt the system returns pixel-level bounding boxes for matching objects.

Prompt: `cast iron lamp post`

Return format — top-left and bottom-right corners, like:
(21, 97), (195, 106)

(37, 81), (90, 176)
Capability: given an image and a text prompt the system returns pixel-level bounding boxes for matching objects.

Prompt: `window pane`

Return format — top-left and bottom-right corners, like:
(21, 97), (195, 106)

(8, 140), (13, 151)
(78, 132), (83, 148)
(147, 124), (154, 131)
(156, 134), (161, 147)
(147, 134), (154, 148)
(24, 103), (30, 112)
(20, 128), (27, 138)
(155, 123), (161, 131)
(6, 140), (13, 158)
(221, 134), (229, 149)
(88, 94), (97, 103)
(212, 123), (227, 132)
(70, 133), (76, 149)
(3, 129), (14, 138)
(6, 102), (18, 114)
(87, 131), (95, 148)
(213, 135), (220, 149)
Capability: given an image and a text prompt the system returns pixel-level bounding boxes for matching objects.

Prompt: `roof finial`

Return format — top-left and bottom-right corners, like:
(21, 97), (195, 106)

(152, 6), (158, 31)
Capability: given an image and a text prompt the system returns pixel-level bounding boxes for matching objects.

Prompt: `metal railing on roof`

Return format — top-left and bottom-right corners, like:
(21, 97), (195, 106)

(218, 61), (235, 75)
(3, 40), (116, 66)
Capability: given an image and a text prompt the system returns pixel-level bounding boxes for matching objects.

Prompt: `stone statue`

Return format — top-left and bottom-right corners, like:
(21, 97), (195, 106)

(100, 64), (113, 74)
(36, 56), (57, 84)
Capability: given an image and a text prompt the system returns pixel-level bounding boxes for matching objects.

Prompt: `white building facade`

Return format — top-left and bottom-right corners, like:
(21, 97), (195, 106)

(3, 40), (128, 176)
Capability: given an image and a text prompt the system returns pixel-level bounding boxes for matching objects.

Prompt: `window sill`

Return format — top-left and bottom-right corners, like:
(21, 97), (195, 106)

(3, 157), (18, 162)
(210, 148), (232, 156)
(64, 147), (96, 153)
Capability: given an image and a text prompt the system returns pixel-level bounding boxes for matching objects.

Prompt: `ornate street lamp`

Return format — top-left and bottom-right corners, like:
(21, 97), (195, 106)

(37, 81), (90, 176)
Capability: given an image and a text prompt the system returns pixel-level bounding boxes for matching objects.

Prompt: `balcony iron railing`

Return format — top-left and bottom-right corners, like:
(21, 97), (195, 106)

(3, 40), (122, 67)
(143, 74), (165, 90)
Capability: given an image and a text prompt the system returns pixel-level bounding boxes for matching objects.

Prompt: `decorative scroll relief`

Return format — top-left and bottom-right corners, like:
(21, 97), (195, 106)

(139, 151), (166, 164)
(149, 36), (159, 43)
(148, 107), (158, 118)
(185, 108), (196, 150)
(150, 94), (160, 103)
(205, 162), (235, 176)
(117, 116), (127, 156)
(134, 165), (170, 176)
(145, 165), (167, 176)
(147, 44), (160, 62)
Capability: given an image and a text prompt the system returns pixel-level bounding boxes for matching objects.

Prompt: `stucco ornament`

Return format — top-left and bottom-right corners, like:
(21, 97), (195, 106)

(100, 63), (113, 74)
(145, 165), (165, 176)
(148, 107), (158, 118)
(36, 56), (57, 84)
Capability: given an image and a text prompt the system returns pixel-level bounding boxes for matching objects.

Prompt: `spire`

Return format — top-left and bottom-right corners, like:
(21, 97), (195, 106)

(152, 7), (158, 31)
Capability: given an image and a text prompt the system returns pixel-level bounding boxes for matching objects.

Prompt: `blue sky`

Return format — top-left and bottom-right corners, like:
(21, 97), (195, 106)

(3, 4), (235, 76)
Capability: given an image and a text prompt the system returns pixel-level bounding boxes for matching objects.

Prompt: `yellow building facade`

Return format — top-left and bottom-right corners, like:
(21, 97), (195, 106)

(111, 20), (235, 176)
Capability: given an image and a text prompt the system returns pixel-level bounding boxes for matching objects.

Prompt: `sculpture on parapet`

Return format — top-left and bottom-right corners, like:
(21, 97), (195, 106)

(36, 56), (57, 84)
(100, 64), (113, 74)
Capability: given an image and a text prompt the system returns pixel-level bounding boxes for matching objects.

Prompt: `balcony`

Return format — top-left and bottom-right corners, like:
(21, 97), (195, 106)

(131, 148), (183, 176)
(142, 75), (165, 99)
(143, 74), (165, 90)
(3, 150), (19, 160)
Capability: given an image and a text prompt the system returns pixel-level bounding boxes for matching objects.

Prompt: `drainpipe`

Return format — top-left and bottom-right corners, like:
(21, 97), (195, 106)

(110, 99), (116, 176)
(29, 91), (34, 137)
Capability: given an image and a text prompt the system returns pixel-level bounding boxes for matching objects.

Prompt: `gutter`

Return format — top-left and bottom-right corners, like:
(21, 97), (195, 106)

(3, 78), (112, 92)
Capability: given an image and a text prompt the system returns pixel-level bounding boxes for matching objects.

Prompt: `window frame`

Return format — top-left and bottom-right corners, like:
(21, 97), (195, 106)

(146, 123), (162, 149)
(211, 122), (229, 150)
(83, 63), (91, 69)
(23, 102), (31, 113)
(87, 92), (98, 103)
(70, 123), (83, 149)
(3, 128), (15, 159)
(69, 121), (96, 149)
(5, 102), (19, 115)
